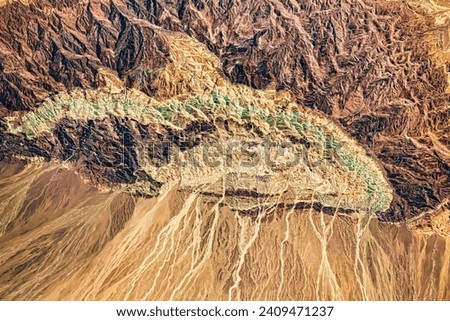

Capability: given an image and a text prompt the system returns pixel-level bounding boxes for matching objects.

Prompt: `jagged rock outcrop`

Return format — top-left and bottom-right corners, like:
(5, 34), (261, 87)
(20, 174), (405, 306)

(0, 0), (449, 222)
(1, 0), (450, 302)
(0, 0), (169, 113)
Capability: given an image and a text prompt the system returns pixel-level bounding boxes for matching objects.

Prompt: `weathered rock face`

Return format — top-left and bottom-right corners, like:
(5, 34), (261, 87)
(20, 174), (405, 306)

(0, 114), (216, 193)
(0, 0), (449, 221)
(1, 0), (450, 302)
(0, 0), (447, 222)
(0, 0), (170, 113)
(0, 86), (394, 214)
(151, 0), (450, 221)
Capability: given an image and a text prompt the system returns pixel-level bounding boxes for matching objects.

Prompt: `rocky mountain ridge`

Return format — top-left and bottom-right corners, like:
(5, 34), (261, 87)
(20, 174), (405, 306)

(0, 0), (450, 301)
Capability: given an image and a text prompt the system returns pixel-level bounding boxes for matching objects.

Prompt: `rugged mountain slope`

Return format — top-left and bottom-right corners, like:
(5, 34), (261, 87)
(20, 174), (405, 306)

(1, 33), (394, 216)
(0, 0), (449, 300)
(1, 0), (449, 221)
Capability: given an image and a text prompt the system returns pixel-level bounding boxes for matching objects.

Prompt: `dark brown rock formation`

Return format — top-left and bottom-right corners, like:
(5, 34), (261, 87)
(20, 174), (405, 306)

(0, 0), (449, 221)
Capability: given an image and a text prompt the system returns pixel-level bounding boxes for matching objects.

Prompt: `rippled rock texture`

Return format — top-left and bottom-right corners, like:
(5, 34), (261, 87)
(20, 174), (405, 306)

(0, 0), (450, 300)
